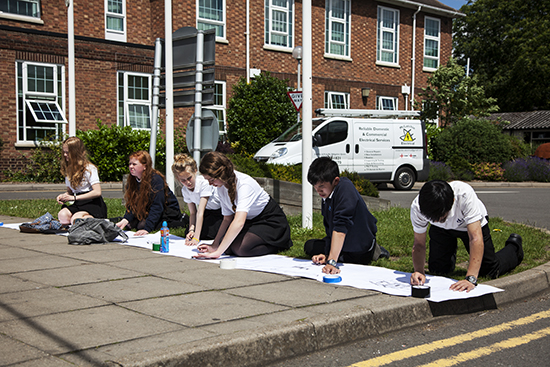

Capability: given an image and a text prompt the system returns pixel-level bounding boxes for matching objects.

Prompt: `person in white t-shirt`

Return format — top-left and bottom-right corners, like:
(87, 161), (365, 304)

(410, 180), (523, 292)
(172, 153), (223, 245)
(194, 151), (293, 259)
(56, 137), (107, 225)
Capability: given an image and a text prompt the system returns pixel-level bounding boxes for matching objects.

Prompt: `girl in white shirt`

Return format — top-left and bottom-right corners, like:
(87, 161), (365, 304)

(195, 151), (293, 258)
(56, 137), (107, 225)
(172, 153), (223, 245)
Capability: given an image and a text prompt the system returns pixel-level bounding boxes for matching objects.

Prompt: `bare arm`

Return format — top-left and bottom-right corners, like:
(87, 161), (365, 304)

(411, 231), (427, 285)
(450, 221), (484, 292)
(321, 230), (346, 274)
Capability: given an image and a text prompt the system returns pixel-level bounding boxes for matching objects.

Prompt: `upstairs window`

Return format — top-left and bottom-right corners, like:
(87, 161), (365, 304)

(376, 96), (398, 110)
(377, 6), (399, 65)
(197, 0), (226, 40)
(324, 91), (349, 109)
(105, 0), (126, 42)
(117, 72), (152, 129)
(265, 0), (294, 49)
(16, 61), (67, 143)
(424, 17), (440, 70)
(325, 0), (350, 57)
(0, 0), (40, 18)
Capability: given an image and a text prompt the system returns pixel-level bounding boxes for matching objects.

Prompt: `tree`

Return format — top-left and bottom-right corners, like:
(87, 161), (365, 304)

(227, 72), (297, 155)
(417, 58), (498, 128)
(453, 0), (550, 112)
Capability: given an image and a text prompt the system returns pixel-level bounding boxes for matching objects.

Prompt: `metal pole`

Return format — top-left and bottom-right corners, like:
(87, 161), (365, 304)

(165, 0), (175, 191)
(149, 38), (163, 167)
(297, 60), (301, 123)
(246, 0), (250, 84)
(193, 31), (205, 164)
(67, 0), (76, 137)
(302, 0), (313, 229)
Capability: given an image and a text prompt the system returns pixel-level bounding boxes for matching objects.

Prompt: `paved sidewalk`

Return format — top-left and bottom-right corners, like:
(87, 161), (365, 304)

(1, 214), (549, 367)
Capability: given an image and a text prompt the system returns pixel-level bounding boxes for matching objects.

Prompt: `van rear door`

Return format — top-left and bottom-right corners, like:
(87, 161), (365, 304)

(352, 119), (394, 181)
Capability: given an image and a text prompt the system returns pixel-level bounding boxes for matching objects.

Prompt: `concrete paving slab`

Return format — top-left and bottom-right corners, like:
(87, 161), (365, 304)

(13, 263), (145, 287)
(161, 265), (294, 290)
(122, 291), (290, 327)
(59, 246), (159, 263)
(0, 334), (49, 365)
(9, 356), (77, 367)
(0, 246), (42, 260)
(0, 253), (86, 274)
(224, 278), (371, 307)
(0, 304), (183, 355)
(60, 328), (216, 366)
(0, 286), (109, 321)
(0, 274), (44, 294)
(105, 254), (212, 275)
(65, 275), (204, 303)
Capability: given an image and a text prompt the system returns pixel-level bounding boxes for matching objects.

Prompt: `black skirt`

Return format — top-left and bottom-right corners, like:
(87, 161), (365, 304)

(63, 196), (108, 219)
(243, 197), (293, 250)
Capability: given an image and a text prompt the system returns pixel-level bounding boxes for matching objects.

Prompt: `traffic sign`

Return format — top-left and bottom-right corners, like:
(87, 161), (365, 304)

(287, 91), (302, 111)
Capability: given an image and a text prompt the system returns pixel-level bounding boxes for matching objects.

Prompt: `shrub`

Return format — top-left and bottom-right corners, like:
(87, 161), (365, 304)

(526, 156), (550, 182)
(448, 156), (474, 181)
(227, 72), (297, 155)
(340, 170), (379, 198)
(503, 159), (530, 182)
(471, 162), (505, 181)
(267, 163), (303, 184)
(431, 117), (516, 166)
(228, 154), (272, 178)
(3, 140), (64, 183)
(428, 161), (453, 181)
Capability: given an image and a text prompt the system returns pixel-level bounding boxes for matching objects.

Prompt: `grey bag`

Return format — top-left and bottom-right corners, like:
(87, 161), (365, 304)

(68, 218), (128, 245)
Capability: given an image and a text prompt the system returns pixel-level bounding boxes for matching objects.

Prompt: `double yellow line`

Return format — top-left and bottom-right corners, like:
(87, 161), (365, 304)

(351, 309), (550, 367)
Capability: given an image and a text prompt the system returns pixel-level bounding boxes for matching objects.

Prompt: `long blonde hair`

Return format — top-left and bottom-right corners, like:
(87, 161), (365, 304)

(60, 137), (93, 189)
(124, 150), (170, 221)
(199, 151), (237, 211)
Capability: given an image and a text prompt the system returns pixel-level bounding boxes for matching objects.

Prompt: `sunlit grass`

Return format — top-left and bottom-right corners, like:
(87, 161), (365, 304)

(1, 198), (548, 284)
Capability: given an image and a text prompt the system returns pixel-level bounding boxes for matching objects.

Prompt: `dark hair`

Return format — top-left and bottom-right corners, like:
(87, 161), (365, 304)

(199, 151), (237, 211)
(307, 157), (339, 186)
(418, 180), (454, 222)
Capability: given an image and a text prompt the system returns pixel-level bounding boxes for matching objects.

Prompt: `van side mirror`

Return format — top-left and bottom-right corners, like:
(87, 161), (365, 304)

(313, 134), (322, 147)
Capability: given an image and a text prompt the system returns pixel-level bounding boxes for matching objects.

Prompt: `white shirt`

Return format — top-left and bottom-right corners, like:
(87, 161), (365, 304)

(181, 174), (221, 210)
(217, 171), (270, 219)
(65, 164), (100, 194)
(411, 181), (488, 233)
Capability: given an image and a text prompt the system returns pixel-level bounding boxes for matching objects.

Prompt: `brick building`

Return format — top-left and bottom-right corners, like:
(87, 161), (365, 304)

(0, 0), (461, 179)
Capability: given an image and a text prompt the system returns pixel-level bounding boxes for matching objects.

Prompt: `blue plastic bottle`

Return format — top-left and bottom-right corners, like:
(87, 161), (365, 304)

(160, 221), (169, 253)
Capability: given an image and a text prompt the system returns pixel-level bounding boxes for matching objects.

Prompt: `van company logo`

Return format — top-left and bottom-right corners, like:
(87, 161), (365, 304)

(400, 129), (416, 142)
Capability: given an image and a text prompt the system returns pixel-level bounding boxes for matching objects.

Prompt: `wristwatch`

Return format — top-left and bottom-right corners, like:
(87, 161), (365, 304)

(326, 259), (339, 269)
(465, 275), (478, 286)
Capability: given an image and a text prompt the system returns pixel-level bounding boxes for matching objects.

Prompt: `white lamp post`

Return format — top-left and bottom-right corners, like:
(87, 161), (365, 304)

(292, 45), (302, 123)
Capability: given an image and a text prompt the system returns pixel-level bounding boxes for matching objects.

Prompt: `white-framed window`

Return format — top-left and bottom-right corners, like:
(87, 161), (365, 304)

(0, 0), (40, 19)
(377, 6), (399, 65)
(197, 0), (226, 40)
(424, 16), (440, 70)
(207, 81), (227, 141)
(16, 61), (67, 143)
(117, 72), (152, 129)
(264, 0), (294, 49)
(324, 91), (349, 109)
(376, 96), (398, 110)
(325, 0), (351, 57)
(105, 0), (126, 42)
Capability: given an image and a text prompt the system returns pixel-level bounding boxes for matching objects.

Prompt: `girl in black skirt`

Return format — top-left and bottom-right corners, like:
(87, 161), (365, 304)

(56, 137), (107, 225)
(194, 151), (293, 259)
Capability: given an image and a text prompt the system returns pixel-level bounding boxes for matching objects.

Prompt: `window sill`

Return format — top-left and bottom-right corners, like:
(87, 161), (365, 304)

(376, 61), (401, 69)
(216, 38), (228, 44)
(263, 44), (293, 53)
(15, 141), (44, 148)
(0, 13), (44, 24)
(423, 67), (437, 73)
(324, 53), (352, 62)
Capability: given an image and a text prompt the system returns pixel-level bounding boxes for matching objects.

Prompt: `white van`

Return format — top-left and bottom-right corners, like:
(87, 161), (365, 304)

(253, 109), (430, 190)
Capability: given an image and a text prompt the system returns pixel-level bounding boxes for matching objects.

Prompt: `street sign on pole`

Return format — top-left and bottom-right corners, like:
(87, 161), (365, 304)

(287, 91), (303, 111)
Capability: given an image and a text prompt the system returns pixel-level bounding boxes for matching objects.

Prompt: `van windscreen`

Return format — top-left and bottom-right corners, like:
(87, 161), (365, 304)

(274, 119), (326, 142)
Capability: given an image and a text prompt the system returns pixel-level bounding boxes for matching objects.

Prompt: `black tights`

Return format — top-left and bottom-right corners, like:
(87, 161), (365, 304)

(225, 231), (279, 257)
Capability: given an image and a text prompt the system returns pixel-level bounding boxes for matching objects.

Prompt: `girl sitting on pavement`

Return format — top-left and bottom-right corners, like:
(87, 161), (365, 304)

(116, 150), (187, 236)
(56, 137), (107, 225)
(194, 151), (293, 259)
(171, 153), (223, 246)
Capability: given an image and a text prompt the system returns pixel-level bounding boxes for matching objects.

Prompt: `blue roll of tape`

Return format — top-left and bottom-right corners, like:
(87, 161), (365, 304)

(323, 275), (342, 283)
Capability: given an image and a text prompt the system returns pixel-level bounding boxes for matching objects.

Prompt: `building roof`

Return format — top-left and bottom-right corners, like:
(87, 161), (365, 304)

(488, 111), (550, 130)
(377, 0), (465, 17)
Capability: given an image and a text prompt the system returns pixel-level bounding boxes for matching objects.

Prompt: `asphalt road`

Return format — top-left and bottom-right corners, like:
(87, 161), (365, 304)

(378, 186), (550, 231)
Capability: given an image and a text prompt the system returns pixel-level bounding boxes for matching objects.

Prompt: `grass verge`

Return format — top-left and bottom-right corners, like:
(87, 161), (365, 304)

(1, 198), (548, 284)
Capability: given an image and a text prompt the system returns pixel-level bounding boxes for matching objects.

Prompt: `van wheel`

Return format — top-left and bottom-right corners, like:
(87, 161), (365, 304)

(394, 167), (415, 190)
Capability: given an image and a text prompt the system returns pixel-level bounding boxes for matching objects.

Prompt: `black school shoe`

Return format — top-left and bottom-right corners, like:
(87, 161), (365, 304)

(379, 245), (390, 259)
(506, 233), (524, 264)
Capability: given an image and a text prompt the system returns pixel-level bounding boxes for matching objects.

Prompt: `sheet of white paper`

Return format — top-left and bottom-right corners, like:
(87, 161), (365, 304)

(2, 223), (503, 302)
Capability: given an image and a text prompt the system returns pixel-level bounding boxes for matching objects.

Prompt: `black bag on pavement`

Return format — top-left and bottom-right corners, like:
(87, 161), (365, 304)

(68, 218), (128, 245)
(19, 212), (63, 234)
